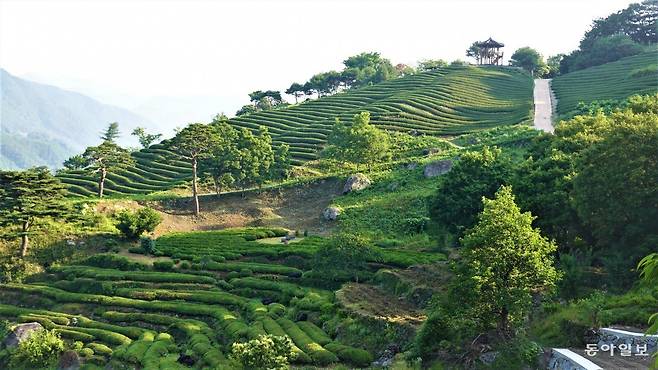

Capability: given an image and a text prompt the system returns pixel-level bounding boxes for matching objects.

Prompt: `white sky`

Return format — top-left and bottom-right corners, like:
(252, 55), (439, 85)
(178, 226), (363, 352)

(0, 0), (636, 124)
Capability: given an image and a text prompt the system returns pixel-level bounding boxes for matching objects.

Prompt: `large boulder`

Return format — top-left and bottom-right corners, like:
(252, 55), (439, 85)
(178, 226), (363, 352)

(3, 322), (43, 348)
(423, 160), (453, 178)
(322, 206), (341, 221)
(343, 173), (371, 194)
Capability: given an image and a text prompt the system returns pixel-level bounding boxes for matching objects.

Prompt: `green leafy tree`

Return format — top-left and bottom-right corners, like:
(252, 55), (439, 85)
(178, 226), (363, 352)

(115, 207), (163, 240)
(417, 59), (448, 71)
(638, 253), (658, 363)
(322, 112), (391, 169)
(465, 41), (484, 64)
(230, 334), (295, 370)
(285, 82), (305, 103)
(9, 329), (65, 369)
(572, 110), (658, 259)
(581, 0), (657, 48)
(231, 127), (274, 194)
(201, 117), (240, 195)
(342, 52), (398, 88)
(168, 123), (221, 215)
(131, 127), (163, 148)
(101, 122), (120, 142)
(545, 54), (564, 78)
(62, 154), (86, 170)
(457, 186), (559, 336)
(0, 168), (70, 257)
(313, 234), (381, 282)
(430, 146), (512, 235)
(270, 143), (292, 182)
(79, 141), (135, 198)
(510, 47), (548, 76)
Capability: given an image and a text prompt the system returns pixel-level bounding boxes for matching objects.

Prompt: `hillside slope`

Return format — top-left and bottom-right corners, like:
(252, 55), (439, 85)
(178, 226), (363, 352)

(230, 65), (533, 162)
(0, 69), (153, 169)
(58, 65), (533, 197)
(552, 50), (658, 117)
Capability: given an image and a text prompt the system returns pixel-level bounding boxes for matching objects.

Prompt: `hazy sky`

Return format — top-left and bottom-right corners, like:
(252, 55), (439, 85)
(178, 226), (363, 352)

(0, 0), (636, 124)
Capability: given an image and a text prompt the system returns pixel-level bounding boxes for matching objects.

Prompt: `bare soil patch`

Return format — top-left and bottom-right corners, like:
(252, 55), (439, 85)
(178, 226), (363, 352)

(336, 283), (427, 326)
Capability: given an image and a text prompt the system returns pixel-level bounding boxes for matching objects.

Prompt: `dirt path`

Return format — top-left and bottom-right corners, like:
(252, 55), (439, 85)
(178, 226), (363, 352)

(533, 78), (555, 133)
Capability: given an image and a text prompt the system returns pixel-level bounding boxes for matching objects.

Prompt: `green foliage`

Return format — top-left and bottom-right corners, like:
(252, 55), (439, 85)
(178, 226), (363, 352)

(115, 207), (162, 240)
(509, 47), (548, 76)
(0, 256), (43, 283)
(78, 140), (135, 198)
(152, 260), (174, 271)
(456, 186), (559, 335)
(131, 127), (162, 149)
(552, 50), (658, 116)
(0, 167), (70, 256)
(571, 109), (658, 260)
(230, 334), (295, 370)
(313, 234), (381, 282)
(101, 122), (120, 143)
(417, 59), (448, 71)
(9, 329), (65, 369)
(560, 1), (656, 73)
(430, 146), (512, 236)
(81, 254), (145, 271)
(323, 112), (391, 168)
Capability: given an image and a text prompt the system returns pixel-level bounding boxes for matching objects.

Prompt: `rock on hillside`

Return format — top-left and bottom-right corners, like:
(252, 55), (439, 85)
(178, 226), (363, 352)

(343, 173), (372, 194)
(3, 322), (43, 348)
(423, 160), (453, 178)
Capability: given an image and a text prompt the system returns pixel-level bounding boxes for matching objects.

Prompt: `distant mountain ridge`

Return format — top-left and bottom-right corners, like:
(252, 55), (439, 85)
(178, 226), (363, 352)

(0, 68), (153, 169)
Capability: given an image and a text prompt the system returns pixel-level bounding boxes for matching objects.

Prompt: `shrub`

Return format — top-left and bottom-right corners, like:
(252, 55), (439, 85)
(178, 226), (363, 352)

(0, 256), (42, 283)
(0, 320), (11, 342)
(115, 208), (162, 240)
(81, 254), (144, 271)
(153, 260), (174, 271)
(230, 334), (295, 370)
(140, 237), (157, 254)
(324, 343), (373, 367)
(9, 329), (65, 368)
(312, 234), (381, 283)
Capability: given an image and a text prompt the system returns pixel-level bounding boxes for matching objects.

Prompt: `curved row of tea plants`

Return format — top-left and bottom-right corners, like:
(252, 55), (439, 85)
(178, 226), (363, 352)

(0, 228), (415, 368)
(552, 49), (658, 117)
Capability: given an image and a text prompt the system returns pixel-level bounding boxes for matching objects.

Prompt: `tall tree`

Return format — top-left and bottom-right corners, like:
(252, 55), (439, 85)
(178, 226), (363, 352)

(285, 82), (305, 103)
(101, 122), (121, 143)
(168, 123), (221, 215)
(201, 118), (240, 195)
(509, 47), (548, 76)
(0, 168), (70, 257)
(417, 59), (448, 72)
(457, 186), (559, 336)
(79, 141), (134, 198)
(270, 143), (292, 182)
(131, 127), (163, 148)
(322, 112), (391, 170)
(465, 41), (483, 64)
(430, 146), (513, 235)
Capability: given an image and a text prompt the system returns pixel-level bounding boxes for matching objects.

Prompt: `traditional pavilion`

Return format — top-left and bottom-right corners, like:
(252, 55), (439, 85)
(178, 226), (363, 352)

(477, 38), (504, 65)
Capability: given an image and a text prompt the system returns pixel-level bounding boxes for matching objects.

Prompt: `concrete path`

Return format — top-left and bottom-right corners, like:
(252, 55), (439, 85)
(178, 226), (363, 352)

(533, 78), (554, 133)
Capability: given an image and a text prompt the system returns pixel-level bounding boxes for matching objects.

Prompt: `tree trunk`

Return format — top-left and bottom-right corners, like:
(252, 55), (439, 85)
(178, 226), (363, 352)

(294, 95), (298, 104)
(20, 221), (29, 257)
(498, 307), (510, 338)
(192, 158), (200, 216)
(98, 168), (107, 198)
(213, 176), (220, 196)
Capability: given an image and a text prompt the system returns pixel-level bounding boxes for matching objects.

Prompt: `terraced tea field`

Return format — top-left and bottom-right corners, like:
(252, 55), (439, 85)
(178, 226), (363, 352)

(232, 65), (533, 162)
(56, 66), (532, 197)
(552, 50), (658, 116)
(0, 228), (445, 369)
(57, 143), (192, 197)
(57, 65), (532, 197)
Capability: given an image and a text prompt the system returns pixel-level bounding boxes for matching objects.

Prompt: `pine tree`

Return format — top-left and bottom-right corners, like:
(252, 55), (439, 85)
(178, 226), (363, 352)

(0, 168), (70, 257)
(79, 141), (135, 198)
(101, 122), (121, 143)
(168, 123), (221, 215)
